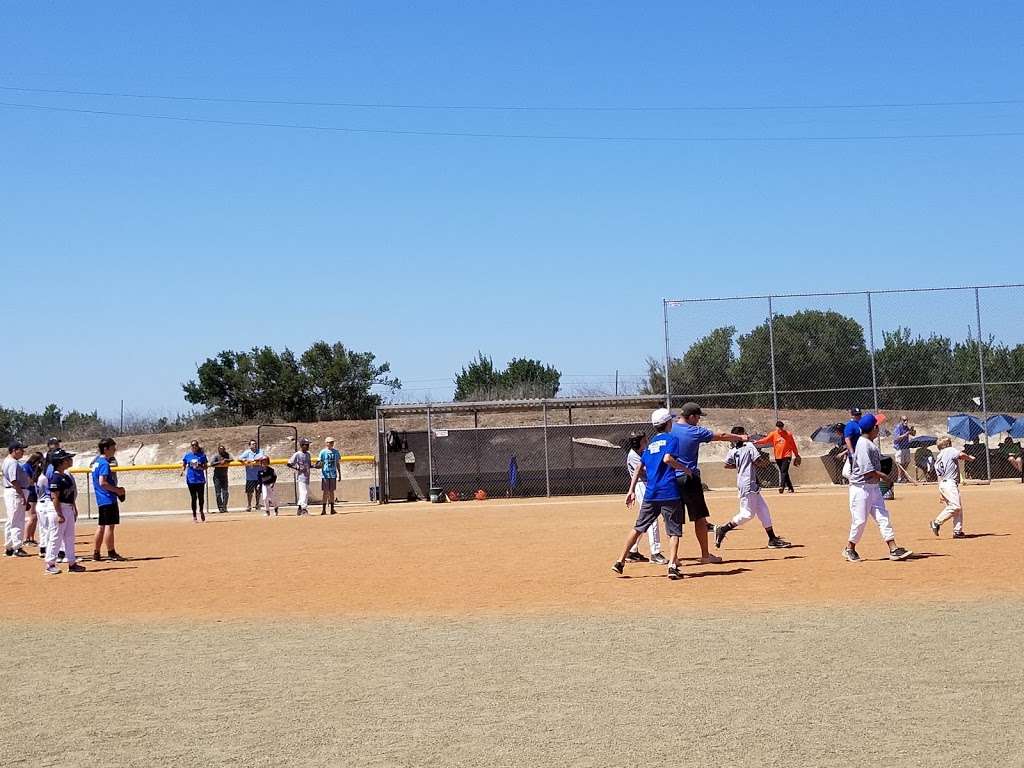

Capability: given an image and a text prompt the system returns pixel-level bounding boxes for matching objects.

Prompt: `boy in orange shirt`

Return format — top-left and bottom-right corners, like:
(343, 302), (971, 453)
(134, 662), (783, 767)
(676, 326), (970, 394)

(755, 421), (801, 494)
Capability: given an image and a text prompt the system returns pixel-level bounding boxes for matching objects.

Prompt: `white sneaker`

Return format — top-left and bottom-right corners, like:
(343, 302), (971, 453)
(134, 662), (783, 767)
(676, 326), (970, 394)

(699, 554), (723, 564)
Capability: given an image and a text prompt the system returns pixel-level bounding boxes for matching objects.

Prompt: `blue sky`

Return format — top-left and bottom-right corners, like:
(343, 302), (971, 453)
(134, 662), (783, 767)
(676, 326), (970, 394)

(2, 2), (1022, 417)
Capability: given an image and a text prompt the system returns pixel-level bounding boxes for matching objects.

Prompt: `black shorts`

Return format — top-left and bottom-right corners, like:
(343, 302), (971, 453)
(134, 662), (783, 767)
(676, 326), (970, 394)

(97, 502), (120, 526)
(245, 480), (261, 494)
(634, 499), (683, 538)
(28, 486), (38, 504)
(675, 474), (710, 521)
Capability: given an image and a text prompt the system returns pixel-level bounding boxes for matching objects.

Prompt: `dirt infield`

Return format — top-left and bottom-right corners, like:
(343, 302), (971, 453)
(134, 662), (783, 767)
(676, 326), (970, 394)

(4, 482), (1024, 619)
(5, 482), (1024, 766)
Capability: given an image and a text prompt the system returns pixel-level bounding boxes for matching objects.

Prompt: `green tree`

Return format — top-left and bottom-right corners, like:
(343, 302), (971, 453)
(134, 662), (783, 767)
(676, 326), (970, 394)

(454, 354), (561, 401)
(300, 341), (400, 420)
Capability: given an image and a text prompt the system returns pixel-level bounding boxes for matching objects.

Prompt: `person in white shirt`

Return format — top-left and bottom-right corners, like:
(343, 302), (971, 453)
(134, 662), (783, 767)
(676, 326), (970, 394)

(624, 432), (667, 565)
(287, 438), (313, 516)
(3, 440), (31, 557)
(713, 427), (792, 550)
(842, 414), (912, 563)
(930, 436), (975, 539)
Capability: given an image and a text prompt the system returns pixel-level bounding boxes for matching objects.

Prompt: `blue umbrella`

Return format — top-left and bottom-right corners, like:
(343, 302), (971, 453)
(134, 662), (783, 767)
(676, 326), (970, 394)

(909, 435), (937, 448)
(947, 413), (985, 441)
(985, 414), (1016, 436)
(1010, 419), (1024, 439)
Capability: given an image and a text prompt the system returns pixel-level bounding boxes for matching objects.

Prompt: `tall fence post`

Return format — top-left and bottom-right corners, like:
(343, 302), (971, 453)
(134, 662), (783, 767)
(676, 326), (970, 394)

(767, 295), (779, 420)
(662, 299), (672, 408)
(866, 291), (879, 412)
(975, 288), (992, 483)
(426, 406), (434, 491)
(542, 402), (551, 497)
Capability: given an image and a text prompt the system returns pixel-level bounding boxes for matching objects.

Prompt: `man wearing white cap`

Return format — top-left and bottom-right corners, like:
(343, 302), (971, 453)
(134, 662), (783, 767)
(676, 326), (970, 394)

(316, 437), (341, 515)
(614, 408), (692, 580)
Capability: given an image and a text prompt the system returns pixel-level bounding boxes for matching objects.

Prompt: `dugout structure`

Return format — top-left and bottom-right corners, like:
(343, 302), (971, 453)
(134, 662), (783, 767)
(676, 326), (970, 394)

(375, 396), (668, 503)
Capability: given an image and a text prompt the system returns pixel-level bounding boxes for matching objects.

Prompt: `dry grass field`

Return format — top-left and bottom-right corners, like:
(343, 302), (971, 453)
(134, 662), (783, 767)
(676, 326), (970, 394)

(4, 482), (1024, 766)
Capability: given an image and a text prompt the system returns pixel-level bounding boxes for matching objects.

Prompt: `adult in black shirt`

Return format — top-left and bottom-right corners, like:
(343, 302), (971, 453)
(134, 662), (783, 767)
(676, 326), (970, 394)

(211, 445), (232, 513)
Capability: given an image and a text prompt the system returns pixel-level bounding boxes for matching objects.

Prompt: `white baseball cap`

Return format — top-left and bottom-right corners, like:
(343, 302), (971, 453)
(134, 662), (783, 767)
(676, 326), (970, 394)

(650, 407), (675, 427)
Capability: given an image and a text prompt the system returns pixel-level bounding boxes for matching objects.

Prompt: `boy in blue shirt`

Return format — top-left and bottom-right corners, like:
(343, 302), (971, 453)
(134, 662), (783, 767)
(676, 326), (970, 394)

(615, 408), (693, 580)
(91, 437), (127, 562)
(316, 437), (341, 515)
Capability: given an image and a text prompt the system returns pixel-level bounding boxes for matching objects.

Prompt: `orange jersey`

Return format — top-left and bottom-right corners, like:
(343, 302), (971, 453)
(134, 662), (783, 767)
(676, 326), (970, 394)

(756, 429), (799, 460)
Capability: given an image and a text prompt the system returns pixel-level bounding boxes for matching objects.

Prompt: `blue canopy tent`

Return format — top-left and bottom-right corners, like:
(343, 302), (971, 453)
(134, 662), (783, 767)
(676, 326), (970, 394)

(1010, 419), (1024, 439)
(985, 414), (1017, 436)
(947, 414), (985, 441)
(909, 435), (937, 448)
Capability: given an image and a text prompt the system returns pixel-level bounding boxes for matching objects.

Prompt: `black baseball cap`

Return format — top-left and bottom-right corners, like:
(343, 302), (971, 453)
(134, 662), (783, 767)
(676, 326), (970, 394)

(681, 402), (704, 418)
(46, 437), (61, 446)
(49, 449), (76, 463)
(850, 407), (863, 417)
(730, 426), (746, 435)
(8, 440), (26, 451)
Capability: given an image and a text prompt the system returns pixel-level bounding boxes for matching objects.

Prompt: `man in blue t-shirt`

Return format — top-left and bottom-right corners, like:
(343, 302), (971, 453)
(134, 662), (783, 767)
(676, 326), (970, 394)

(315, 437), (342, 515)
(615, 408), (692, 580)
(91, 437), (126, 562)
(238, 440), (267, 512)
(842, 408), (863, 480)
(671, 402), (750, 564)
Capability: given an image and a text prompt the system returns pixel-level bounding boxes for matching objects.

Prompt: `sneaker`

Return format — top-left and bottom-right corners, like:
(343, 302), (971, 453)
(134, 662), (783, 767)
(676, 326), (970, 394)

(667, 563), (683, 580)
(699, 553), (723, 564)
(92, 551), (103, 562)
(200, 514), (206, 522)
(650, 553), (670, 565)
(45, 565), (60, 575)
(930, 521), (941, 537)
(68, 563), (86, 573)
(57, 554), (68, 563)
(625, 551), (649, 563)
(714, 525), (728, 549)
(107, 551), (127, 562)
(706, 521), (715, 532)
(274, 508), (279, 516)
(611, 561), (624, 575)
(264, 510), (271, 517)
(843, 547), (861, 563)
(889, 547), (912, 561)
(767, 537), (792, 549)
(14, 548), (31, 558)
(330, 507), (337, 515)
(4, 549), (13, 557)
(952, 531), (967, 539)
(320, 508), (327, 516)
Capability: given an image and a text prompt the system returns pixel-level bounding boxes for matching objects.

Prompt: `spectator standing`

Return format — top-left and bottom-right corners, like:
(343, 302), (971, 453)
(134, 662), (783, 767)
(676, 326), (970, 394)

(3, 440), (31, 557)
(181, 440), (209, 523)
(841, 408), (863, 481)
(755, 420), (801, 493)
(316, 437), (341, 515)
(210, 445), (232, 513)
(238, 439), (267, 512)
(91, 438), (127, 562)
(287, 438), (313, 516)
(892, 416), (913, 480)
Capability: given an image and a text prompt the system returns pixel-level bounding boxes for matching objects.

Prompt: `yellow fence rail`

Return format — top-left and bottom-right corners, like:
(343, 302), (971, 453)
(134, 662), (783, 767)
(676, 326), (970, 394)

(68, 455), (375, 474)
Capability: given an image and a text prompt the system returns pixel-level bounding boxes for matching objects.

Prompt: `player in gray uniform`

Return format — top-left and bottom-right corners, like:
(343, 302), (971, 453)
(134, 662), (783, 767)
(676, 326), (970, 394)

(713, 427), (792, 549)
(930, 436), (974, 539)
(287, 438), (313, 516)
(3, 440), (31, 557)
(843, 413), (912, 562)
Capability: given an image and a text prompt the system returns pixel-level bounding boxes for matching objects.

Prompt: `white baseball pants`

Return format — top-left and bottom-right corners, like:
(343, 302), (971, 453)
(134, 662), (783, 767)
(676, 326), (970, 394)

(3, 487), (26, 551)
(262, 483), (276, 510)
(296, 476), (310, 510)
(935, 480), (963, 534)
(45, 502), (76, 566)
(35, 498), (54, 554)
(848, 483), (895, 544)
(731, 492), (773, 529)
(629, 482), (662, 555)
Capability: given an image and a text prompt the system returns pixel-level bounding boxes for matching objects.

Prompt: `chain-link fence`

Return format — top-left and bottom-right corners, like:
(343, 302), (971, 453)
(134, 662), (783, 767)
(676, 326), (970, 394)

(663, 284), (1024, 483)
(377, 397), (673, 502)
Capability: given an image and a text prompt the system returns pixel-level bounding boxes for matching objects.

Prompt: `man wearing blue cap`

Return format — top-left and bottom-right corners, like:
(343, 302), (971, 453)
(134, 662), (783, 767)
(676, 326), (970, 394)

(843, 413), (911, 562)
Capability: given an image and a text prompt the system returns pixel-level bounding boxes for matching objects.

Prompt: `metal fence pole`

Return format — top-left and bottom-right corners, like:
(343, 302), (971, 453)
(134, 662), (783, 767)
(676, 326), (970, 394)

(543, 402), (551, 497)
(662, 299), (672, 408)
(767, 295), (779, 420)
(975, 288), (992, 483)
(866, 291), (879, 412)
(426, 407), (434, 491)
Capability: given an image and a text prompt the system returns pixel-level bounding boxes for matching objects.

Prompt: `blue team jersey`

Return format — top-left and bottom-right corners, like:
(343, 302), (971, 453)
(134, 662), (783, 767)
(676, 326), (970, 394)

(92, 456), (117, 506)
(642, 432), (682, 501)
(670, 423), (715, 475)
(844, 419), (862, 447)
(182, 451), (208, 484)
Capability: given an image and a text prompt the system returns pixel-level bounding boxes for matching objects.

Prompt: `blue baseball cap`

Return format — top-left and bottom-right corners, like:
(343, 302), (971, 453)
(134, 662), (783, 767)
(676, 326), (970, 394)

(859, 413), (886, 431)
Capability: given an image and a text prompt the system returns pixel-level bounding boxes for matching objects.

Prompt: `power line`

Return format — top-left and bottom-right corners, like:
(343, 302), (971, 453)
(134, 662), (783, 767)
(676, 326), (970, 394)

(3, 101), (1023, 143)
(2, 83), (1022, 112)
